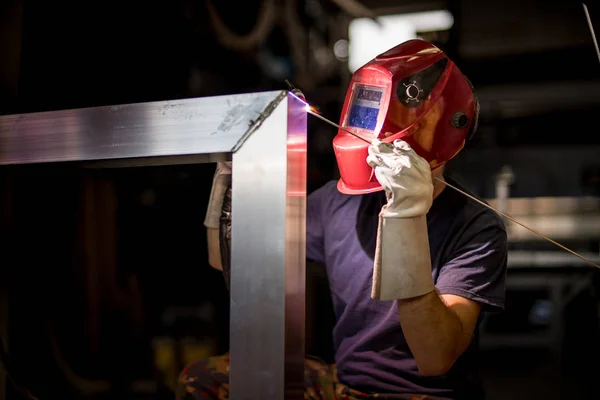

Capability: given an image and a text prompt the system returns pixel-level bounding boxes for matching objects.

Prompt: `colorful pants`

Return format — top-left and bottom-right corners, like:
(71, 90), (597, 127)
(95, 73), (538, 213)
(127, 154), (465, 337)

(177, 353), (444, 400)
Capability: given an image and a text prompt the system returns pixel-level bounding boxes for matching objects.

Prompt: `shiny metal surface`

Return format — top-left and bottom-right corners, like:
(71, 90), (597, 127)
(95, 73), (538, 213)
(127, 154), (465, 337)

(0, 91), (283, 166)
(229, 92), (306, 400)
(0, 90), (308, 399)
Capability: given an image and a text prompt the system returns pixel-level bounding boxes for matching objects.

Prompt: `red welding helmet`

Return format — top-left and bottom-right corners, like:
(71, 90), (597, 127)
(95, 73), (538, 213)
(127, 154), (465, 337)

(333, 39), (479, 195)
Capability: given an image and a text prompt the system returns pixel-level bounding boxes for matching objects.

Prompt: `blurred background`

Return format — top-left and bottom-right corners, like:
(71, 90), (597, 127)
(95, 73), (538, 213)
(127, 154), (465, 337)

(1, 0), (600, 399)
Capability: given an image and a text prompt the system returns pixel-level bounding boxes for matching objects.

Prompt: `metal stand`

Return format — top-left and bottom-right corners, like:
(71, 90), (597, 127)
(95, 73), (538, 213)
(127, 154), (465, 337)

(0, 90), (307, 400)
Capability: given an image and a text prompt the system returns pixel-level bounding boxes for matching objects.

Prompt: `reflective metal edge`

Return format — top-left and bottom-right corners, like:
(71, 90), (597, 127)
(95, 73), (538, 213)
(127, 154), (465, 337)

(0, 91), (285, 166)
(229, 93), (307, 400)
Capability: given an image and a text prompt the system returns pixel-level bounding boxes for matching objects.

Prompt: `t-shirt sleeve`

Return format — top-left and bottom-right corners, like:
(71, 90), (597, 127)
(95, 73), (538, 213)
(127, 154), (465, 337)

(305, 183), (329, 264)
(435, 212), (508, 312)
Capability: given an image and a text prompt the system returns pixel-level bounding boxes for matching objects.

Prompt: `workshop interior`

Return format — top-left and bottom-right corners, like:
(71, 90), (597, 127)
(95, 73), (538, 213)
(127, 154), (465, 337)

(1, 0), (600, 399)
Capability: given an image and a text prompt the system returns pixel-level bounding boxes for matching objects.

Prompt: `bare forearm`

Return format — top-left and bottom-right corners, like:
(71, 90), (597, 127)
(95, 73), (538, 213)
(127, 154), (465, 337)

(205, 162), (231, 271)
(397, 291), (472, 376)
(207, 227), (223, 271)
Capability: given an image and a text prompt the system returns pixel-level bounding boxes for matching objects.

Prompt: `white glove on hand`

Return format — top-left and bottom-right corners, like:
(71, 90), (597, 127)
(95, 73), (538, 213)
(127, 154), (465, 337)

(366, 139), (434, 217)
(366, 139), (436, 301)
(204, 161), (232, 229)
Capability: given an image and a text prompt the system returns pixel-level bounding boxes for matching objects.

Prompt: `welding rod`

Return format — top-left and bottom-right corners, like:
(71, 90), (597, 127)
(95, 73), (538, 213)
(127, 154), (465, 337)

(438, 179), (600, 269)
(306, 109), (370, 142)
(583, 3), (600, 65)
(295, 93), (600, 269)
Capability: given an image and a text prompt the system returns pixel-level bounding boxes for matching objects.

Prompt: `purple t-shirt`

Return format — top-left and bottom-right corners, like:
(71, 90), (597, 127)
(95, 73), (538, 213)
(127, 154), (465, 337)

(306, 177), (507, 399)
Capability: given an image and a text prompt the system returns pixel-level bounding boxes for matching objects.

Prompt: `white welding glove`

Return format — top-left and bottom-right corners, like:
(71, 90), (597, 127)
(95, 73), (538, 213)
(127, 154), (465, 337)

(204, 161), (232, 229)
(366, 139), (436, 301)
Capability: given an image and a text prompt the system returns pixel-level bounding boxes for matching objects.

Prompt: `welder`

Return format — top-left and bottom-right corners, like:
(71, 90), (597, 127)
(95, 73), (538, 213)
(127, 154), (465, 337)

(179, 40), (507, 400)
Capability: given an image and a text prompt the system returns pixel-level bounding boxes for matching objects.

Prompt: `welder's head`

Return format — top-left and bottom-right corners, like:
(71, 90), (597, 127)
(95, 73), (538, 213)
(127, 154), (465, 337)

(333, 39), (479, 195)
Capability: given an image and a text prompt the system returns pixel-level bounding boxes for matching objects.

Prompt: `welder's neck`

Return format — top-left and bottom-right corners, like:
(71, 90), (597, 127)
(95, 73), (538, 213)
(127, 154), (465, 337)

(432, 166), (446, 200)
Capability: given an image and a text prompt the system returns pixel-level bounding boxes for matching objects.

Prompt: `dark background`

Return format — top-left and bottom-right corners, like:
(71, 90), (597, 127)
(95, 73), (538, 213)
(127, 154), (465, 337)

(1, 0), (600, 399)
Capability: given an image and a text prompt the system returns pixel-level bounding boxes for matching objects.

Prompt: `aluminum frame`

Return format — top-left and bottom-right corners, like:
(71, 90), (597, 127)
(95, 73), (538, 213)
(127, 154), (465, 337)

(0, 90), (307, 400)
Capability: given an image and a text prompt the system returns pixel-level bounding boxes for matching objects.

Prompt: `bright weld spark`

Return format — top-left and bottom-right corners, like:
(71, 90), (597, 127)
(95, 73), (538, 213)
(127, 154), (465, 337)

(293, 90), (600, 270)
(289, 91), (373, 144)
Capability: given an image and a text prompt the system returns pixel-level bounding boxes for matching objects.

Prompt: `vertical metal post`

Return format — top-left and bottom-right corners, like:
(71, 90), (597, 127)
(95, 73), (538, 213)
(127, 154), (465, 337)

(229, 93), (307, 400)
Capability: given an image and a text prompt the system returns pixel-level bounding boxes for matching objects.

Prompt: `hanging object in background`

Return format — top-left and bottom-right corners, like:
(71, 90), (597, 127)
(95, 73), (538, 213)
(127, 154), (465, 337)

(329, 0), (378, 21)
(205, 0), (277, 51)
(204, 0), (377, 91)
(0, 334), (39, 400)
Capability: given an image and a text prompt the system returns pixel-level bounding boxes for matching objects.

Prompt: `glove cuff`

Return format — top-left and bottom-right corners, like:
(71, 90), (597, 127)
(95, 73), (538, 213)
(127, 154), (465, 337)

(371, 214), (435, 301)
(379, 198), (432, 219)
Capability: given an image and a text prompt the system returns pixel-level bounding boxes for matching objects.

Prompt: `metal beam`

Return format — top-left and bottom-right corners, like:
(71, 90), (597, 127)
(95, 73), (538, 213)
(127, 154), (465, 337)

(0, 91), (285, 166)
(0, 90), (308, 400)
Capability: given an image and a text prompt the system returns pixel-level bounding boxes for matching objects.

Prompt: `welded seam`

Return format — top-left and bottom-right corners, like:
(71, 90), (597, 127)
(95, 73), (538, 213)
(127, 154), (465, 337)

(231, 90), (288, 153)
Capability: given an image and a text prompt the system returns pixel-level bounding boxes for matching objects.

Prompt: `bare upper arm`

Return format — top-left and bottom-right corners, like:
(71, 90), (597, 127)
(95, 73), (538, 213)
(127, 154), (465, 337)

(207, 227), (223, 271)
(440, 294), (482, 350)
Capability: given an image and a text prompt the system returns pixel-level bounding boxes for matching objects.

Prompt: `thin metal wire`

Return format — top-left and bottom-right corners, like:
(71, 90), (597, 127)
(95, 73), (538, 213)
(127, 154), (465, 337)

(583, 3), (600, 65)
(434, 177), (600, 269)
(305, 109), (369, 142)
(286, 88), (369, 143)
(297, 95), (600, 269)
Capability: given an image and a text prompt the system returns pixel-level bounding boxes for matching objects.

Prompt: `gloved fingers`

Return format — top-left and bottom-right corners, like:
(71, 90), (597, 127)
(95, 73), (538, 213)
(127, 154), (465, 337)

(373, 168), (396, 200)
(373, 167), (398, 188)
(366, 154), (377, 168)
(371, 139), (418, 168)
(368, 138), (434, 185)
(368, 151), (412, 173)
(369, 139), (396, 155)
(366, 153), (388, 168)
(391, 139), (432, 175)
(391, 139), (422, 161)
(368, 139), (411, 169)
(367, 141), (392, 168)
(367, 154), (407, 173)
(391, 139), (413, 153)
